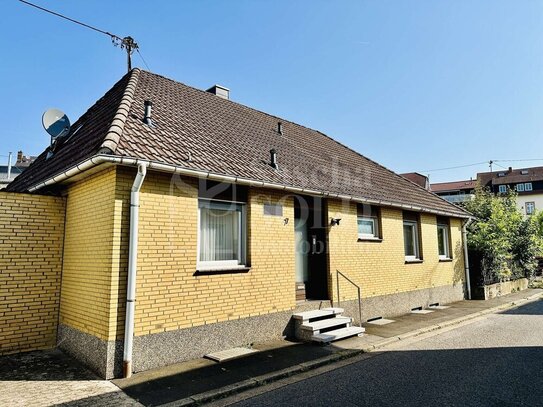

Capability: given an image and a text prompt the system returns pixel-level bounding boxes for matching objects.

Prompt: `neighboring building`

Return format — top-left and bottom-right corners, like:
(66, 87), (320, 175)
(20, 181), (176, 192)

(15, 150), (37, 169)
(431, 179), (477, 204)
(0, 151), (36, 189)
(400, 172), (430, 190)
(0, 165), (23, 189)
(5, 69), (470, 379)
(477, 167), (543, 215)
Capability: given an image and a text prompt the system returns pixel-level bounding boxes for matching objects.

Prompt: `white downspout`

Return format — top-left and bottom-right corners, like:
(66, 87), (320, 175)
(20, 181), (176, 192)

(462, 218), (474, 300)
(123, 162), (148, 378)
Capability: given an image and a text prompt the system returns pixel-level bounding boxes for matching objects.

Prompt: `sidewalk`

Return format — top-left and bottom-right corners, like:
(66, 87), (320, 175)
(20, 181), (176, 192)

(113, 288), (543, 407)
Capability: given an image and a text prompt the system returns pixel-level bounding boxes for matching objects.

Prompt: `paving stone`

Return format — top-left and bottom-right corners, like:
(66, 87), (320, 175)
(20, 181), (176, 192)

(0, 350), (142, 407)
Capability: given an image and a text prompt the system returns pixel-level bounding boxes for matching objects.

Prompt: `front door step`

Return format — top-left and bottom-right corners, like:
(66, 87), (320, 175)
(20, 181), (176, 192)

(293, 307), (364, 343)
(311, 326), (365, 343)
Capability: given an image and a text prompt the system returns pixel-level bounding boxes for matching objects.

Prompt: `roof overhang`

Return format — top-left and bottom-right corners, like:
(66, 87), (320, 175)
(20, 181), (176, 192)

(28, 154), (472, 219)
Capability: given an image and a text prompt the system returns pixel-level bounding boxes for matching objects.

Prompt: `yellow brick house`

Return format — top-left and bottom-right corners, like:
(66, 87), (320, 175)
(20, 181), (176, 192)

(6, 69), (471, 379)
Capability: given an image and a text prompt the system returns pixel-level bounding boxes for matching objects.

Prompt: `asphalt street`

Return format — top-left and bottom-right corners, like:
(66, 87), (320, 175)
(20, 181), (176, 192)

(230, 299), (543, 407)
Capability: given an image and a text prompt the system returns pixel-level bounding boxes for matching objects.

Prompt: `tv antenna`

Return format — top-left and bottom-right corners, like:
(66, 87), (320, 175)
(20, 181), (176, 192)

(18, 0), (149, 72)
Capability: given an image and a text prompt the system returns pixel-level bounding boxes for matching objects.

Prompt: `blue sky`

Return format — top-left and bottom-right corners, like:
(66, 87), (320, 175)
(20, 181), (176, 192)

(2, 0), (543, 182)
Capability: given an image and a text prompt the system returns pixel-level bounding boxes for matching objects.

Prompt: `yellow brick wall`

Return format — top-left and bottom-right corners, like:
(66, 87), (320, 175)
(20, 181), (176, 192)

(127, 171), (296, 337)
(0, 192), (65, 354)
(60, 168), (120, 340)
(327, 200), (465, 302)
(62, 166), (464, 341)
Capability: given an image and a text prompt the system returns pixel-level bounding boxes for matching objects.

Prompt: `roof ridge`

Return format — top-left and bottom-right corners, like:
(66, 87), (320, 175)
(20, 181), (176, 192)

(99, 68), (141, 154)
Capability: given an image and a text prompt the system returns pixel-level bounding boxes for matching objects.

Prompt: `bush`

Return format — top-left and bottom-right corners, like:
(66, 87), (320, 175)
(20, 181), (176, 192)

(463, 187), (542, 284)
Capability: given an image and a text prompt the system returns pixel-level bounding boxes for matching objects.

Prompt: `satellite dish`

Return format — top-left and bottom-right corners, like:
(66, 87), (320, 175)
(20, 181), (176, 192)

(42, 108), (71, 140)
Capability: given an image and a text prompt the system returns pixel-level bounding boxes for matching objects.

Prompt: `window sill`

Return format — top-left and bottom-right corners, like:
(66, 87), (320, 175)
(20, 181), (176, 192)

(439, 258), (453, 262)
(357, 237), (383, 243)
(405, 259), (423, 264)
(194, 266), (251, 276)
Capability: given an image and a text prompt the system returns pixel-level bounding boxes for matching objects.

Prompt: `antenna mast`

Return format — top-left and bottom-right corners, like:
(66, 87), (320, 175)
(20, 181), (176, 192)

(116, 36), (138, 72)
(19, 0), (141, 72)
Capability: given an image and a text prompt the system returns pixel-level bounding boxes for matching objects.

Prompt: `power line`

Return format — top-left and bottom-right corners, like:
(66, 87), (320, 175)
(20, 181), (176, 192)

(420, 161), (488, 173)
(494, 158), (543, 163)
(136, 49), (151, 71)
(18, 0), (120, 40)
(18, 0), (144, 72)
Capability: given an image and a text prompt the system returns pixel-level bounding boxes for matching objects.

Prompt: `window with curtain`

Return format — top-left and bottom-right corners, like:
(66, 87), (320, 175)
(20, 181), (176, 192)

(198, 200), (246, 269)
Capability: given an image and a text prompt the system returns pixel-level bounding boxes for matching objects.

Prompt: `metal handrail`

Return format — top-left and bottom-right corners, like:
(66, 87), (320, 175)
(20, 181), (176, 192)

(336, 270), (363, 327)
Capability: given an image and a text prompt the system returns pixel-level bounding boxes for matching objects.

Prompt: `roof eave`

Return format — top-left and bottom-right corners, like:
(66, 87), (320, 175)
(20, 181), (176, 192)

(27, 154), (471, 219)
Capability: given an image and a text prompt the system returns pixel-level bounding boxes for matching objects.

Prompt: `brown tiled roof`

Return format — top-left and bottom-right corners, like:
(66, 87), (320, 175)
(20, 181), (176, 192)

(9, 69), (469, 217)
(431, 179), (477, 193)
(477, 167), (543, 186)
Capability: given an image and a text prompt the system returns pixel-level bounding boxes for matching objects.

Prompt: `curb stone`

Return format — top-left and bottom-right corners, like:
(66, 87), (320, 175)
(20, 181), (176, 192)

(157, 291), (542, 406)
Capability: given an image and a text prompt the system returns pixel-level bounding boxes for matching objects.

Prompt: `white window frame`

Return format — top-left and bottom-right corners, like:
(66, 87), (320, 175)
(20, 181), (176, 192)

(498, 185), (507, 194)
(516, 183), (525, 192)
(357, 216), (379, 240)
(197, 199), (247, 270)
(403, 220), (420, 261)
(526, 202), (535, 215)
(437, 224), (451, 260)
(525, 183), (533, 191)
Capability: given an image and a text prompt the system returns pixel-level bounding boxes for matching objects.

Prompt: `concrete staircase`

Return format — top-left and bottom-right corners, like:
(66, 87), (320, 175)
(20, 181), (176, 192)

(293, 307), (365, 343)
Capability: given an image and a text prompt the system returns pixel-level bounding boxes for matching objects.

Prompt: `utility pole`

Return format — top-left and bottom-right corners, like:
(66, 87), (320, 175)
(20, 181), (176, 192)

(119, 36), (138, 72)
(489, 160), (493, 172)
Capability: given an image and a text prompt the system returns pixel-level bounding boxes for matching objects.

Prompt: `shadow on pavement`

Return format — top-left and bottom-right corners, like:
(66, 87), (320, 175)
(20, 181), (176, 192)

(113, 342), (334, 406)
(229, 346), (543, 407)
(500, 299), (543, 316)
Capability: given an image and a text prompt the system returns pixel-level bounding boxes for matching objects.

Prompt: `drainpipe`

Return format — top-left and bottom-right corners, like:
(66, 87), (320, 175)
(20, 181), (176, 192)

(123, 162), (149, 378)
(462, 218), (474, 300)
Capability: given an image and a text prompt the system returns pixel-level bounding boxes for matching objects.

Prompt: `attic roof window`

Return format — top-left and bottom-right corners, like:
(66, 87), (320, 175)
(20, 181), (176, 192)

(498, 172), (506, 177)
(521, 170), (529, 175)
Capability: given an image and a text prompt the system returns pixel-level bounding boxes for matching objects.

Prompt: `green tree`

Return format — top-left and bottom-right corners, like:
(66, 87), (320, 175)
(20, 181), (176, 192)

(463, 187), (541, 284)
